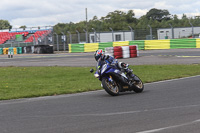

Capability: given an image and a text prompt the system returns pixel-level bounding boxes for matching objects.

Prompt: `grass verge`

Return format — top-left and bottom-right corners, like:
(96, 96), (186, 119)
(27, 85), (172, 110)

(0, 64), (200, 100)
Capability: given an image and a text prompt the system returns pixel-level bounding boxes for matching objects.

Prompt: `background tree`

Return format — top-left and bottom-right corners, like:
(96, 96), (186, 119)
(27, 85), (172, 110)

(146, 8), (171, 22)
(126, 10), (137, 24)
(0, 19), (12, 30)
(101, 10), (127, 30)
(52, 8), (200, 34)
(20, 25), (27, 30)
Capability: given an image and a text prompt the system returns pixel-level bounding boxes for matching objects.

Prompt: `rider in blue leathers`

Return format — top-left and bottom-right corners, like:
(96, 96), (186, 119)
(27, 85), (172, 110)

(94, 49), (129, 71)
(94, 49), (133, 85)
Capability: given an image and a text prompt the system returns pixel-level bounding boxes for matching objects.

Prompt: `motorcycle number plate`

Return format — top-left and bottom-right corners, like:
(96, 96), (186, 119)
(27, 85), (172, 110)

(123, 86), (129, 89)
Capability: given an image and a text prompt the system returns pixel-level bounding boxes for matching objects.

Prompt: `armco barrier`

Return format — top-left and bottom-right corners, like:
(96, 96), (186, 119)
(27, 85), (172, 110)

(99, 42), (113, 51)
(68, 43), (84, 53)
(68, 38), (200, 53)
(129, 40), (144, 50)
(113, 41), (129, 47)
(170, 39), (196, 49)
(84, 43), (99, 52)
(145, 40), (170, 50)
(197, 39), (200, 48)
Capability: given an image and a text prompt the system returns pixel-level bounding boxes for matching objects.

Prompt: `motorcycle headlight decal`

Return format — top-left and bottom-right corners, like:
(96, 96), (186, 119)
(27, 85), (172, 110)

(114, 70), (120, 73)
(121, 73), (128, 79)
(101, 64), (107, 74)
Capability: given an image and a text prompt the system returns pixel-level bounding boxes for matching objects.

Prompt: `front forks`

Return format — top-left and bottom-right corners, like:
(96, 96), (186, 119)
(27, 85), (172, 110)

(108, 76), (115, 85)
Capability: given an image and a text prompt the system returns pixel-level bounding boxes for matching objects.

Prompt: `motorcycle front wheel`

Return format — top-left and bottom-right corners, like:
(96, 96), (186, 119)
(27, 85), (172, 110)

(102, 78), (119, 96)
(131, 75), (144, 93)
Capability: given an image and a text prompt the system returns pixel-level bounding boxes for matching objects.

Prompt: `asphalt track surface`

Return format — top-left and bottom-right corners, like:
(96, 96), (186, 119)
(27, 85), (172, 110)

(0, 76), (200, 133)
(0, 48), (200, 66)
(0, 48), (200, 133)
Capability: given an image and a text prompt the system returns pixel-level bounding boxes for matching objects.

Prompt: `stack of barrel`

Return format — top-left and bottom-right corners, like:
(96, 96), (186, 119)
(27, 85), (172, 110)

(105, 45), (138, 59)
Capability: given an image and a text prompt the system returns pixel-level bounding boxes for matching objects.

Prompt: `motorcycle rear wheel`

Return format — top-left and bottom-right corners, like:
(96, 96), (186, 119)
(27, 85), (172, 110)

(102, 78), (119, 96)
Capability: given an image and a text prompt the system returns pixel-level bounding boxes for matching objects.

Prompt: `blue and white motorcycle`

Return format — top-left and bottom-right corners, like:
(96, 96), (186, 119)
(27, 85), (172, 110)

(90, 59), (144, 96)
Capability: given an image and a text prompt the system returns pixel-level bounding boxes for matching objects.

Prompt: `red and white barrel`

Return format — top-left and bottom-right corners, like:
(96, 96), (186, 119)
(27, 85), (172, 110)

(109, 45), (138, 59)
(113, 46), (123, 59)
(129, 45), (138, 58)
(121, 46), (130, 58)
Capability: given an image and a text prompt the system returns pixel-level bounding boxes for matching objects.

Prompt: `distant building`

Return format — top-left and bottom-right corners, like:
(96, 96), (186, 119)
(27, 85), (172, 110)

(157, 27), (200, 39)
(89, 31), (134, 43)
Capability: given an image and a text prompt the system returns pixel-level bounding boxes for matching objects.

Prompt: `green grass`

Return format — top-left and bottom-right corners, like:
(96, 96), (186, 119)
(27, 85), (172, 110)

(0, 64), (200, 100)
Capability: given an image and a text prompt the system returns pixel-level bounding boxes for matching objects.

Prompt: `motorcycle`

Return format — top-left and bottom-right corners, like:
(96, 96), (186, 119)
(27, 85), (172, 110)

(90, 59), (144, 96)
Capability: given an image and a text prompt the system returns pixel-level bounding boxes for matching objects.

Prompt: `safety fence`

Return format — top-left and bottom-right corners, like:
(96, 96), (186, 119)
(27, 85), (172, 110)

(68, 38), (200, 53)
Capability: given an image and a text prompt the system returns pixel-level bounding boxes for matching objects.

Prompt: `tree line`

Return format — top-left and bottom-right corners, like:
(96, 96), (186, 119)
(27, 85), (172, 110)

(1, 8), (200, 34)
(53, 8), (200, 34)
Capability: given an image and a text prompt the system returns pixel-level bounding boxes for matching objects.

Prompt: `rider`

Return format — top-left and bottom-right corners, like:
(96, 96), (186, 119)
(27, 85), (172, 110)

(94, 49), (131, 75)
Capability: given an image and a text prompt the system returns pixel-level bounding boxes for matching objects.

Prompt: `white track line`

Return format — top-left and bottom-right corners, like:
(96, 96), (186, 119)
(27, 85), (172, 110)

(145, 75), (200, 85)
(70, 104), (200, 117)
(137, 119), (200, 133)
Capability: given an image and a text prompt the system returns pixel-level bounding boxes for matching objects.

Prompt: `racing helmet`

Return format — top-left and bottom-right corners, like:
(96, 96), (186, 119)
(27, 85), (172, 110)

(94, 49), (103, 61)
